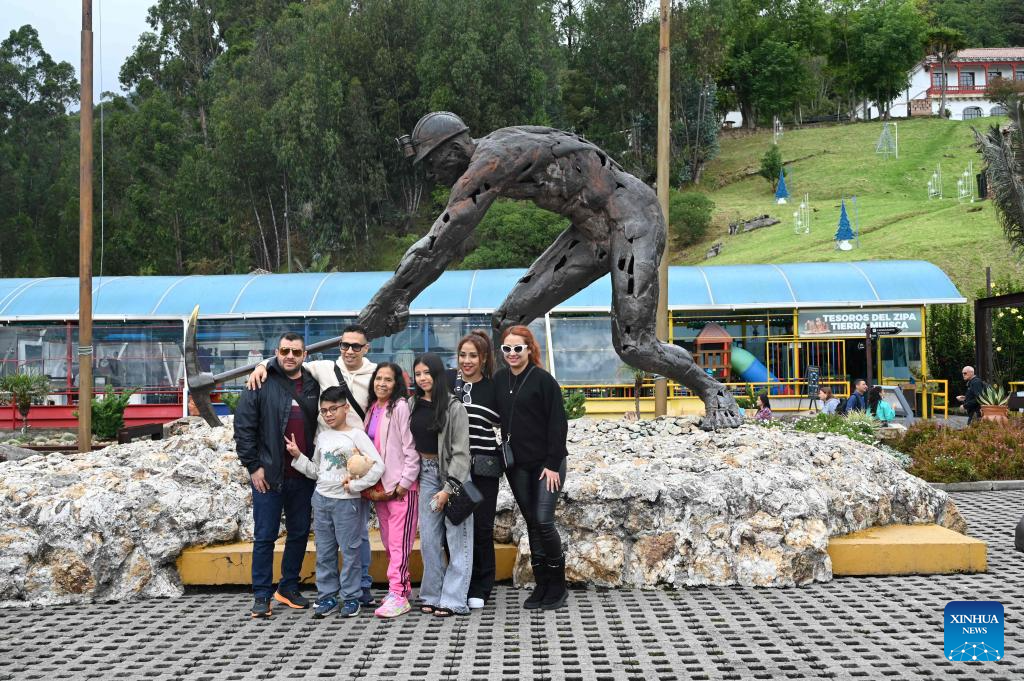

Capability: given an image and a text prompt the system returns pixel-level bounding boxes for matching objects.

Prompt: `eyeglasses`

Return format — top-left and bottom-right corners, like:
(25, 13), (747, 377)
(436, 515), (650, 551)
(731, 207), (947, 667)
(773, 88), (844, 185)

(340, 342), (367, 352)
(501, 344), (528, 355)
(455, 380), (473, 405)
(319, 405), (345, 416)
(277, 347), (305, 357)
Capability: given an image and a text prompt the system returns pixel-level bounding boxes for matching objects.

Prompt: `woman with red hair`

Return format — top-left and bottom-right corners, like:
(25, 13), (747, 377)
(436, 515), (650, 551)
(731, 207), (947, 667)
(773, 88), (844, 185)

(494, 325), (569, 611)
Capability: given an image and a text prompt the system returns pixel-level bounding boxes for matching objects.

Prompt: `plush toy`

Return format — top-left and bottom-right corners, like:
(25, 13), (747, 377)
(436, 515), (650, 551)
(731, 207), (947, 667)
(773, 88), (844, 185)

(346, 451), (374, 479)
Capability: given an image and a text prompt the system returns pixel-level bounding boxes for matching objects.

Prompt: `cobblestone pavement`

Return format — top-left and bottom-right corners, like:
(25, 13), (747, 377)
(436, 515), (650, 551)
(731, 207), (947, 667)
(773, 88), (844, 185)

(1, 491), (1021, 681)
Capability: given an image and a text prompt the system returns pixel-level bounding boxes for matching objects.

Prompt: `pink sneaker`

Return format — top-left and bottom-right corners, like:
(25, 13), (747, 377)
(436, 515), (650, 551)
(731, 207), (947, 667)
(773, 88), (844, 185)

(374, 592), (411, 618)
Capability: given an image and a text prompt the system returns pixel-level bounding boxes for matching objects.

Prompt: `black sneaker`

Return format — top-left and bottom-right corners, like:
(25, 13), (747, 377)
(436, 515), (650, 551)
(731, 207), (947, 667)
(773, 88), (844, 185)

(274, 590), (311, 609)
(359, 587), (376, 606)
(251, 596), (272, 619)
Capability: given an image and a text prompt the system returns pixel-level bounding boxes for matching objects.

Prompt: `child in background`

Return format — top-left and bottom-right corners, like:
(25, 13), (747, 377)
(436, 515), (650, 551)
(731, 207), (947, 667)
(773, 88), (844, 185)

(286, 385), (384, 619)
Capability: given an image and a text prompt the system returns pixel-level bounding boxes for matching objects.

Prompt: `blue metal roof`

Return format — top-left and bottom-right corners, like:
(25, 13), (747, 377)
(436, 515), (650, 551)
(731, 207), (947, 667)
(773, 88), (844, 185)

(0, 261), (964, 321)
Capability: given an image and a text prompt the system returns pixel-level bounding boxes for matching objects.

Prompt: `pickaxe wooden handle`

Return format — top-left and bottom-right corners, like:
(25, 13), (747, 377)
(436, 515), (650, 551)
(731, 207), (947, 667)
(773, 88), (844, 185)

(184, 306), (348, 427)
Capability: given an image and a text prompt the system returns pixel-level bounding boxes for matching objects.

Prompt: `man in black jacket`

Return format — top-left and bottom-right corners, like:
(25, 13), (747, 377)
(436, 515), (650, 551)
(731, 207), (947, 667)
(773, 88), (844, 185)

(957, 366), (985, 424)
(234, 332), (320, 618)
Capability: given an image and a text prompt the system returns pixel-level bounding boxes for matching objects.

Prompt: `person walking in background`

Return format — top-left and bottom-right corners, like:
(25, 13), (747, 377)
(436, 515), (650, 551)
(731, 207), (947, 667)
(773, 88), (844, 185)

(846, 379), (868, 413)
(817, 387), (840, 415)
(246, 324), (378, 606)
(233, 332), (320, 619)
(495, 325), (570, 612)
(410, 352), (473, 617)
(754, 393), (772, 421)
(866, 385), (895, 424)
(957, 366), (985, 424)
(286, 385), (385, 619)
(363, 362), (420, 618)
(447, 330), (503, 610)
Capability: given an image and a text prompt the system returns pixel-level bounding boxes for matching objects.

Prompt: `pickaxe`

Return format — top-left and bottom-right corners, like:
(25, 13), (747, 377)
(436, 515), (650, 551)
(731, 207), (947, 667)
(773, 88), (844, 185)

(184, 306), (348, 427)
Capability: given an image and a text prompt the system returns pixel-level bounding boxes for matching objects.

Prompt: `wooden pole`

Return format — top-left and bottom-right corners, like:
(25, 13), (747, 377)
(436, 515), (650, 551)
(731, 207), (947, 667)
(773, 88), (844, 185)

(78, 0), (94, 452)
(654, 0), (670, 417)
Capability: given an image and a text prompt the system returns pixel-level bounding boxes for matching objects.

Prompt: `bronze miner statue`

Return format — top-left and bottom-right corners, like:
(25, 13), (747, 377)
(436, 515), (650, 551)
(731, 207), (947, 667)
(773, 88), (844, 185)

(360, 112), (742, 430)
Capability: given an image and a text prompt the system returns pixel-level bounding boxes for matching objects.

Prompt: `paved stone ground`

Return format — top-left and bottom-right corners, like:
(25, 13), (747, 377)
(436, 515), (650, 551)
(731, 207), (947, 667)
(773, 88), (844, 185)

(1, 491), (1021, 681)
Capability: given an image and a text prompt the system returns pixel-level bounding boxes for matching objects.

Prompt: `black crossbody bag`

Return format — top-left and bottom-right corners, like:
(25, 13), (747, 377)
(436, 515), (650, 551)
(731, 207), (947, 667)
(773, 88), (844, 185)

(445, 476), (484, 526)
(455, 374), (504, 479)
(502, 366), (534, 470)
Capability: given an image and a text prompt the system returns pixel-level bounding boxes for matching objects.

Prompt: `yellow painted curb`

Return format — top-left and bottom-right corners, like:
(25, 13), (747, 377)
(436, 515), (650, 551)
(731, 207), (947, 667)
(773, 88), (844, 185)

(828, 524), (986, 576)
(177, 529), (517, 586)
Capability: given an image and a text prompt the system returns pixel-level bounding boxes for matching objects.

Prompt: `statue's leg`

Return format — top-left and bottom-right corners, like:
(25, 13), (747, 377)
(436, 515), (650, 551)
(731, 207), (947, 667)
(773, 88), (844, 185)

(491, 226), (609, 349)
(607, 222), (742, 431)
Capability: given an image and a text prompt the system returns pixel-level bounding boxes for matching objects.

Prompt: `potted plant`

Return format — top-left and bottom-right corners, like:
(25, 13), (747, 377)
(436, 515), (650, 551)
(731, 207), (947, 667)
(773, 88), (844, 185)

(978, 384), (1010, 425)
(0, 372), (53, 434)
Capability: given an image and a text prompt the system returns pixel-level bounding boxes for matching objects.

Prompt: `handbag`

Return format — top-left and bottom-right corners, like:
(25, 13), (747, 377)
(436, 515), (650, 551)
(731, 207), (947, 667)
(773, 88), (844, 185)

(361, 480), (390, 502)
(472, 453), (504, 478)
(444, 477), (483, 526)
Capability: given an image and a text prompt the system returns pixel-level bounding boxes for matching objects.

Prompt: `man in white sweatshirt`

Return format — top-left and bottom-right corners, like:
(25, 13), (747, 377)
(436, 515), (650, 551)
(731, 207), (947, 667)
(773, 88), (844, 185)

(247, 324), (378, 603)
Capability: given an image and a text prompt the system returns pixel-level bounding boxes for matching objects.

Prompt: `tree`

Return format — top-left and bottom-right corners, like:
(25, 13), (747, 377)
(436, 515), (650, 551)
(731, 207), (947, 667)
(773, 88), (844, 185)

(925, 303), (973, 395)
(926, 27), (966, 120)
(0, 372), (52, 434)
(668, 191), (714, 247)
(984, 77), (1024, 109)
(846, 0), (927, 118)
(835, 200), (855, 241)
(974, 100), (1024, 256)
(759, 145), (783, 192)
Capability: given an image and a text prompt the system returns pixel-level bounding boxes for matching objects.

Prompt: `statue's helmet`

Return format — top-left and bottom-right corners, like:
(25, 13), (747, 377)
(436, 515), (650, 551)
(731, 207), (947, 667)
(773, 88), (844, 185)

(409, 111), (469, 164)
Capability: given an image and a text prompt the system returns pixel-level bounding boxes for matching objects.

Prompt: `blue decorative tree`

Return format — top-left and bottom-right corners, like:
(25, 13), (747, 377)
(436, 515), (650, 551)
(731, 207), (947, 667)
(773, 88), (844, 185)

(775, 168), (789, 204)
(834, 199), (855, 250)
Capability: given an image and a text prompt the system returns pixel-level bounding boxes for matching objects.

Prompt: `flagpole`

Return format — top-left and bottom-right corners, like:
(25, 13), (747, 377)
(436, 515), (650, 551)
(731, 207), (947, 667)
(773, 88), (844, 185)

(78, 0), (94, 452)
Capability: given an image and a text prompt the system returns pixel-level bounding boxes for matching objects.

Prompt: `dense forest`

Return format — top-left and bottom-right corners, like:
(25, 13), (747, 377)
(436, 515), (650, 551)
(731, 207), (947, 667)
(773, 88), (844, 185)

(2, 0), (1022, 278)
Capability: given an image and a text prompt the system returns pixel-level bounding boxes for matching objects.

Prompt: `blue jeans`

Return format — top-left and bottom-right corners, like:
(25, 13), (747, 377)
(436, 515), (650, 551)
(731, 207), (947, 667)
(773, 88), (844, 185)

(251, 476), (315, 599)
(311, 492), (368, 602)
(418, 459), (473, 613)
(361, 526), (372, 590)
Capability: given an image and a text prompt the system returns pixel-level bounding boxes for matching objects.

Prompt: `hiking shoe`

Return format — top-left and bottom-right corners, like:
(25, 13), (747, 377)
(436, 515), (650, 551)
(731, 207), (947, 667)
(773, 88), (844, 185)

(375, 593), (411, 619)
(359, 586), (376, 606)
(251, 596), (272, 619)
(312, 596), (338, 619)
(341, 599), (361, 617)
(274, 590), (310, 609)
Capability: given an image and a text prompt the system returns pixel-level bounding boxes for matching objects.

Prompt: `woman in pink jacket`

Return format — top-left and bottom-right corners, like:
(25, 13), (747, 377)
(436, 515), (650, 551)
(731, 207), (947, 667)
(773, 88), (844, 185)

(363, 362), (420, 618)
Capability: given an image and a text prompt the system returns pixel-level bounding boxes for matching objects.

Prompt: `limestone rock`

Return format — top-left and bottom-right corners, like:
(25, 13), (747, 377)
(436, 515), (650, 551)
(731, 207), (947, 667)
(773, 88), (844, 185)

(0, 417), (249, 607)
(0, 444), (39, 463)
(506, 417), (966, 589)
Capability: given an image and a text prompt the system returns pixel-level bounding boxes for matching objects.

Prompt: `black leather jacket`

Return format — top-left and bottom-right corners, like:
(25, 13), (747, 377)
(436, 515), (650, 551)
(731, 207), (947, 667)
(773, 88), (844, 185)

(233, 363), (320, 490)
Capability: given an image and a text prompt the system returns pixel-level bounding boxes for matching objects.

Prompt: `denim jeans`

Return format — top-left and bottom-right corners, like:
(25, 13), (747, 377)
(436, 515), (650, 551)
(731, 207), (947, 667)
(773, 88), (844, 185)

(360, 525), (372, 590)
(418, 458), (473, 613)
(251, 475), (315, 599)
(311, 492), (368, 602)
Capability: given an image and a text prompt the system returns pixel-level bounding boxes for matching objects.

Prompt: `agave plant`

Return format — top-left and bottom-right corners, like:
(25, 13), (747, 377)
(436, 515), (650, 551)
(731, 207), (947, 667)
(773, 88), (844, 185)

(978, 384), (1009, 407)
(974, 99), (1024, 255)
(0, 372), (53, 433)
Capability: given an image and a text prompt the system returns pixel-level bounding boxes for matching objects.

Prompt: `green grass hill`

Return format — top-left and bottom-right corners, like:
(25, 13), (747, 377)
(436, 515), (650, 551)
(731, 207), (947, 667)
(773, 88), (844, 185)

(676, 117), (1024, 298)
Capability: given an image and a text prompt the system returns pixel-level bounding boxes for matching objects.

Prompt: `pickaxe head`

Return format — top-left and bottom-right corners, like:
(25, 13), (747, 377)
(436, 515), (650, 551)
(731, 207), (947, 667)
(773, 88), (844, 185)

(185, 306), (223, 427)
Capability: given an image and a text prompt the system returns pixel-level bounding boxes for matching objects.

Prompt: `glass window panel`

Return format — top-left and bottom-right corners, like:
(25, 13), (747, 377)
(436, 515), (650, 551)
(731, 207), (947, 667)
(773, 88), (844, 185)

(548, 316), (622, 385)
(881, 337), (921, 381)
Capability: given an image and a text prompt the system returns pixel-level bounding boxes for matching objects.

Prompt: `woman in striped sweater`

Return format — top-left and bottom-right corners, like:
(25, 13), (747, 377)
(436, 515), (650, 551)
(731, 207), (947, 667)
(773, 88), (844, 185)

(446, 330), (504, 610)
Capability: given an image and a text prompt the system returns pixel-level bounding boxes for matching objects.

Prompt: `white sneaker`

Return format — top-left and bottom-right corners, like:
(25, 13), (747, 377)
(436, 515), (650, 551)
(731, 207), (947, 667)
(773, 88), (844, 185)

(468, 597), (485, 609)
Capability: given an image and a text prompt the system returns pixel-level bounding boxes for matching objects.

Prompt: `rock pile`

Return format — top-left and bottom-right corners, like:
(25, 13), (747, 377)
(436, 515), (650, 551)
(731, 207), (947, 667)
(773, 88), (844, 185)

(498, 417), (964, 588)
(0, 415), (965, 605)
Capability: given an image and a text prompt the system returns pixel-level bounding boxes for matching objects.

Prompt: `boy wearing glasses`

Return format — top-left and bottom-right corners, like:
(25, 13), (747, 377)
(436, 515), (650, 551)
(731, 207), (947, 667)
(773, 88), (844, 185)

(234, 332), (321, 619)
(286, 385), (385, 618)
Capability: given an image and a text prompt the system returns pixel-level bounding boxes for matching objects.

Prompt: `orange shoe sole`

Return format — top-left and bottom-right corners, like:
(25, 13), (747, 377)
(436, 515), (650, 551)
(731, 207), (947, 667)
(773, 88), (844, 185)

(273, 592), (308, 609)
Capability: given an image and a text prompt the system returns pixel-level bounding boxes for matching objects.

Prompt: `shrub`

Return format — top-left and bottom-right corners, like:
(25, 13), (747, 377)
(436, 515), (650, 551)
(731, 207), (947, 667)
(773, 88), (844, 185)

(761, 412), (878, 444)
(220, 392), (241, 414)
(562, 388), (586, 420)
(891, 416), (1024, 482)
(90, 387), (136, 440)
(459, 200), (568, 269)
(669, 191), (714, 247)
(759, 144), (783, 191)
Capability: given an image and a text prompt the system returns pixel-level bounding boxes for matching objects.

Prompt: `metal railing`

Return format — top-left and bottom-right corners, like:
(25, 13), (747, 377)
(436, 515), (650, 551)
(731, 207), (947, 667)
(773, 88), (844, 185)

(564, 379), (852, 412)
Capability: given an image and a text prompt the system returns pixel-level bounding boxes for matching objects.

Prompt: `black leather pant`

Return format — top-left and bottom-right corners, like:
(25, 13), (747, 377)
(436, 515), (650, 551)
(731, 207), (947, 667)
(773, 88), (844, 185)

(506, 458), (566, 562)
(468, 473), (500, 600)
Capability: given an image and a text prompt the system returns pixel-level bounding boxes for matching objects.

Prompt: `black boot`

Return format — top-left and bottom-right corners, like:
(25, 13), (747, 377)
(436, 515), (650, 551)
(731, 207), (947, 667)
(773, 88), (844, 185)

(523, 559), (548, 609)
(541, 556), (567, 611)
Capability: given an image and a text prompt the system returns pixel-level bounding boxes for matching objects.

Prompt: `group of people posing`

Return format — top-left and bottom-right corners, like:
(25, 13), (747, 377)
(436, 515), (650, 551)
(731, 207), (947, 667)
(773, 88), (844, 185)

(232, 323), (569, 620)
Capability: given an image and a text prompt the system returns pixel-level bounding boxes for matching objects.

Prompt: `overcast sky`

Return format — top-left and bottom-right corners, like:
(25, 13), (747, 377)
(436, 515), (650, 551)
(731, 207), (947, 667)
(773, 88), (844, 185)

(2, 0), (152, 104)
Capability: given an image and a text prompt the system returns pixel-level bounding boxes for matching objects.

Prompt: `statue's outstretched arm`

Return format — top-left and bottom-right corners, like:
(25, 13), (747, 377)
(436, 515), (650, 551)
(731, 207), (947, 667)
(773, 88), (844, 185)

(358, 182), (497, 338)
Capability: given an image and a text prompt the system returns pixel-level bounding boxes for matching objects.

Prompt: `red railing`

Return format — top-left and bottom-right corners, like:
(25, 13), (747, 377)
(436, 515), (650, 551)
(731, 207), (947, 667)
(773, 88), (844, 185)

(926, 85), (987, 96)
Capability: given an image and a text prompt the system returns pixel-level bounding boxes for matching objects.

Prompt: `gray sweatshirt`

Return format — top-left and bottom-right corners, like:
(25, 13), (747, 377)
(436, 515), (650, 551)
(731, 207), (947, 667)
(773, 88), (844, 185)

(291, 428), (384, 499)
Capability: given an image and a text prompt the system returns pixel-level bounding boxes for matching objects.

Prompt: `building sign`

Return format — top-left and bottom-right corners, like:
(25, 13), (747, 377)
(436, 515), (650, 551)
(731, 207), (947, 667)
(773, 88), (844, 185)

(798, 308), (921, 338)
